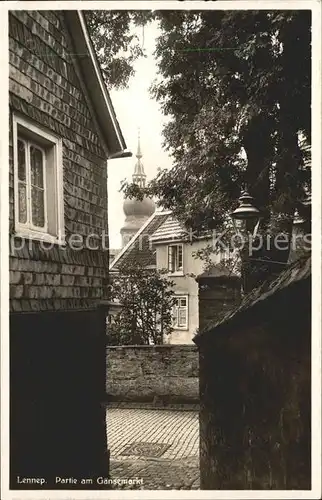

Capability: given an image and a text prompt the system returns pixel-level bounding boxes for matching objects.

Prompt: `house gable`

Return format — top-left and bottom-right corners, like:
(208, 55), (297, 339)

(150, 214), (186, 244)
(64, 11), (127, 156)
(151, 213), (214, 245)
(9, 10), (126, 158)
(8, 10), (126, 312)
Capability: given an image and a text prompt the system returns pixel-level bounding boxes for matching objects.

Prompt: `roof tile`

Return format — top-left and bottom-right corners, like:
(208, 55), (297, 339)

(110, 211), (170, 270)
(150, 215), (185, 243)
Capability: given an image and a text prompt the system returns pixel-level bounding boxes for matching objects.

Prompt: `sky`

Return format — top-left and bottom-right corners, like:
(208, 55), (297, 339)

(107, 21), (173, 249)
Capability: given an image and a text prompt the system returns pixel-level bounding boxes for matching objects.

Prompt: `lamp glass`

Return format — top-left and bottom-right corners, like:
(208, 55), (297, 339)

(231, 190), (261, 237)
(246, 217), (260, 236)
(232, 218), (245, 233)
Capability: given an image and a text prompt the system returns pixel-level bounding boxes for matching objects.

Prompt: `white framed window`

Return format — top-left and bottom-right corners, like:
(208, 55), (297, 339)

(172, 295), (188, 330)
(13, 113), (65, 244)
(168, 244), (183, 274)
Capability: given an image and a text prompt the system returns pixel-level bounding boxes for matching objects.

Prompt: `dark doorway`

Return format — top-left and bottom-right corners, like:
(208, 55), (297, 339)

(10, 307), (109, 489)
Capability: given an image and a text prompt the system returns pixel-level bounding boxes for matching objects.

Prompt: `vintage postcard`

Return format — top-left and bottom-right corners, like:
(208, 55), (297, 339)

(0, 1), (321, 499)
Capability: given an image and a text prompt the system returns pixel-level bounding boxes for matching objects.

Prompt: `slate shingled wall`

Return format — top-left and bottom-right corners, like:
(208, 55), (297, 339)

(9, 11), (112, 487)
(9, 10), (109, 312)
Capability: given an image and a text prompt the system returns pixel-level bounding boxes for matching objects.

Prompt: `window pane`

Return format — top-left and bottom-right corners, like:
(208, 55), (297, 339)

(173, 247), (178, 269)
(180, 298), (186, 307)
(31, 186), (45, 227)
(30, 146), (44, 188)
(172, 304), (178, 324)
(18, 182), (27, 224)
(178, 308), (187, 326)
(17, 140), (26, 181)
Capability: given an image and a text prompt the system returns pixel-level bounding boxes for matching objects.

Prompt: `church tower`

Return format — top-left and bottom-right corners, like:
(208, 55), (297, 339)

(120, 131), (155, 247)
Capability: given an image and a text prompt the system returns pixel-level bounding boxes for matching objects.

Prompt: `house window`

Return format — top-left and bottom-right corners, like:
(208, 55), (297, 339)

(13, 114), (64, 244)
(172, 295), (188, 330)
(168, 244), (183, 273)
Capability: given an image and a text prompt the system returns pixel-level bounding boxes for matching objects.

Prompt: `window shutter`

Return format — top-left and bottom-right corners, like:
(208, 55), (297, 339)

(178, 245), (183, 270)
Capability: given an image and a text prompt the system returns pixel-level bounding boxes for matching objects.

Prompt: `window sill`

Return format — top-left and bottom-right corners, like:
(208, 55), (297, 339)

(172, 326), (189, 331)
(168, 271), (184, 277)
(13, 227), (66, 246)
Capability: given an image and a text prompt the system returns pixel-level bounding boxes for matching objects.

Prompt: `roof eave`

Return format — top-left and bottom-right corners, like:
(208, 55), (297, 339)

(150, 234), (213, 245)
(194, 255), (311, 345)
(150, 237), (185, 245)
(64, 11), (127, 156)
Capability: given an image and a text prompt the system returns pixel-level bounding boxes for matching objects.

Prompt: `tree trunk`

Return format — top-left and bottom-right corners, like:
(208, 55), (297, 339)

(243, 115), (272, 218)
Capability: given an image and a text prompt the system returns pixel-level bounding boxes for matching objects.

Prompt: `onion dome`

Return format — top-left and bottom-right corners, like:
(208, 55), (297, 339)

(123, 196), (155, 218)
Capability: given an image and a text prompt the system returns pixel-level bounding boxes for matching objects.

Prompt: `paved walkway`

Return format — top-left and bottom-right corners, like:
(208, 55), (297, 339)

(106, 408), (200, 489)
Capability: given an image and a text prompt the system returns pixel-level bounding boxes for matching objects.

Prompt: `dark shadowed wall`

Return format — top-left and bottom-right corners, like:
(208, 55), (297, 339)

(196, 278), (311, 489)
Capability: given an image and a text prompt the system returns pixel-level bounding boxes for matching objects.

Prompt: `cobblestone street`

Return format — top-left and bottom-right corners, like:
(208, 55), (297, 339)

(106, 407), (200, 489)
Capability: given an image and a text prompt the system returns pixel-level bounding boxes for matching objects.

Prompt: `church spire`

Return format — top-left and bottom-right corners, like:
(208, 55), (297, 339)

(132, 128), (146, 188)
(136, 128), (142, 159)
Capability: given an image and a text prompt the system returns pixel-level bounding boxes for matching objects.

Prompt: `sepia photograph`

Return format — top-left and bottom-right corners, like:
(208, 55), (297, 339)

(1, 0), (321, 498)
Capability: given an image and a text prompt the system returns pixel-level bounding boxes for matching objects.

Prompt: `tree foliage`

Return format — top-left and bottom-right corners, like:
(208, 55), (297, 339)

(121, 10), (311, 244)
(107, 264), (175, 345)
(84, 10), (152, 89)
(86, 9), (311, 261)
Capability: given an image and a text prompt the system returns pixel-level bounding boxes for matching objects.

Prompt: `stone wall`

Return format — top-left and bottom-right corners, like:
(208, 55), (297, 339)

(106, 345), (199, 404)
